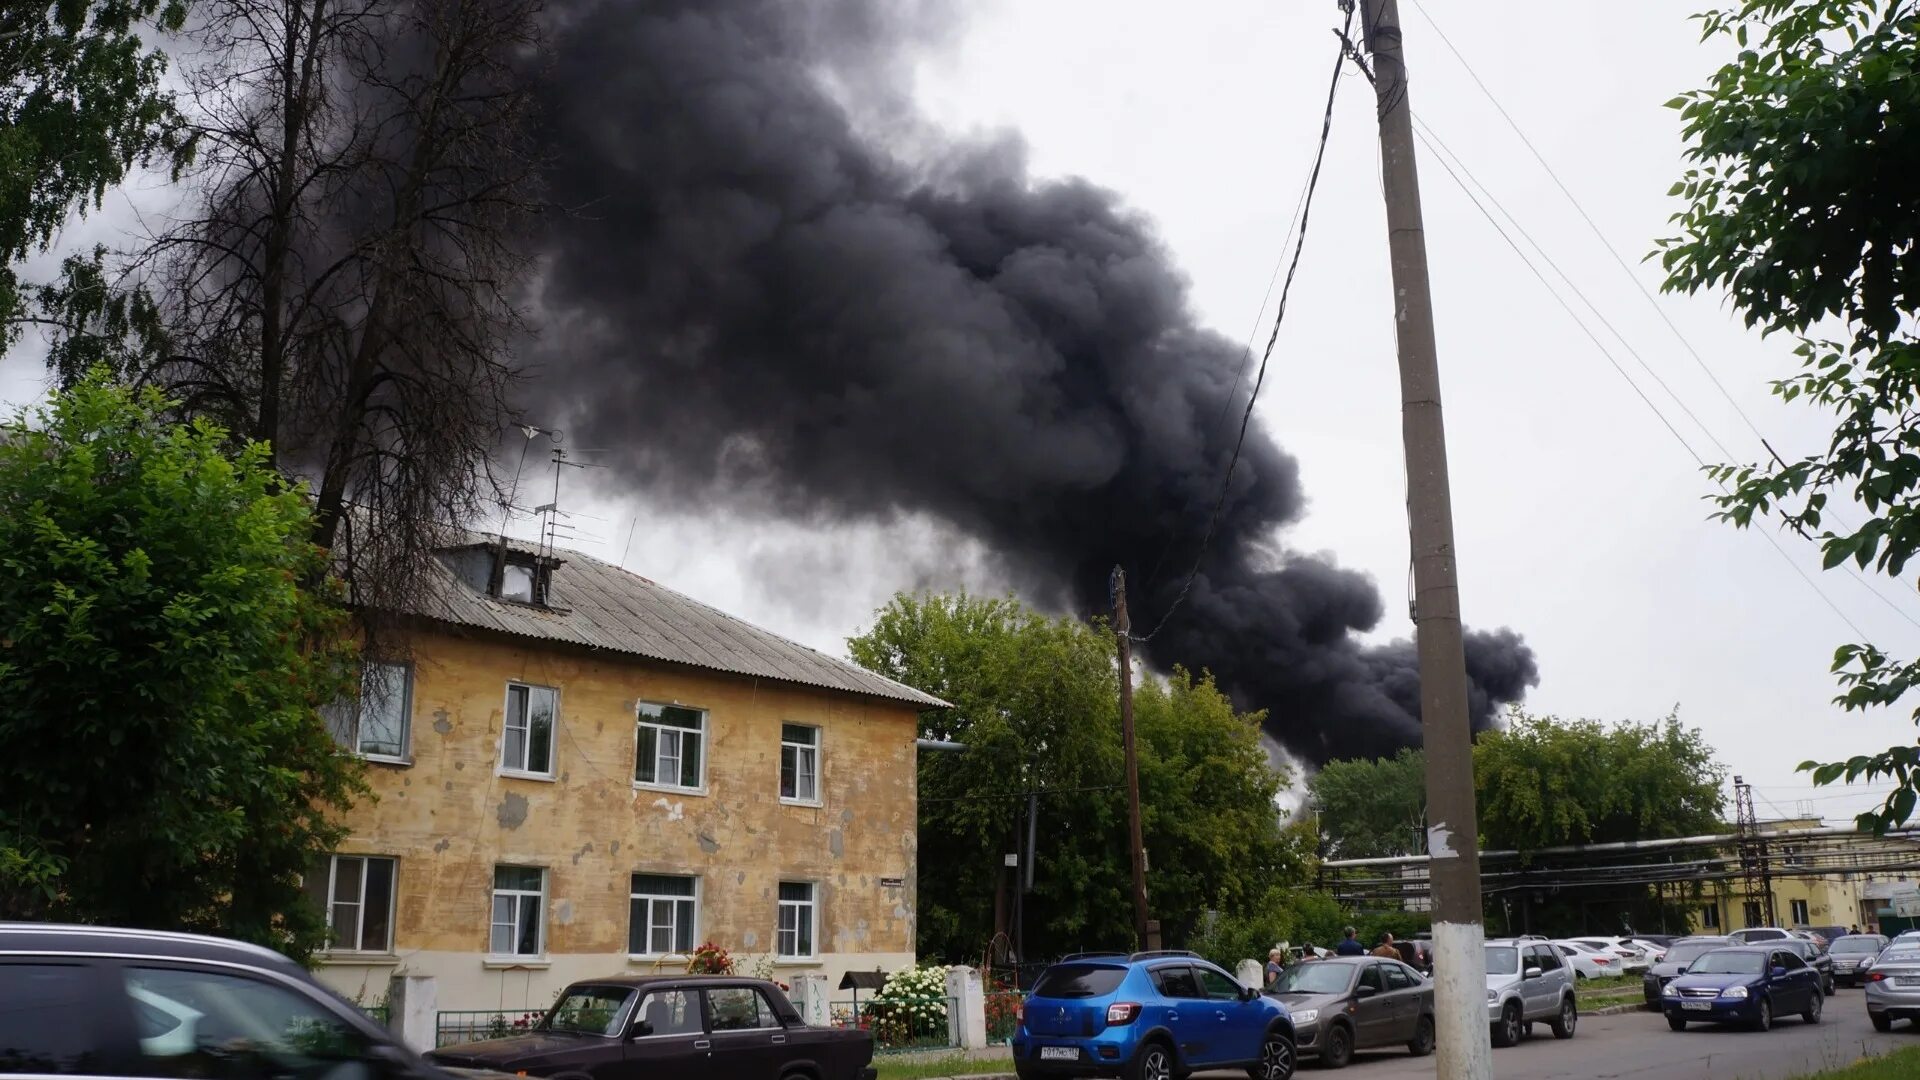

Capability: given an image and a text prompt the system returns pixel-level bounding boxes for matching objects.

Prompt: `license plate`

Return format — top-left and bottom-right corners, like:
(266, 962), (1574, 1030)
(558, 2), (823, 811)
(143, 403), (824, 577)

(1040, 1047), (1079, 1061)
(1681, 1002), (1712, 1011)
(1898, 977), (1920, 987)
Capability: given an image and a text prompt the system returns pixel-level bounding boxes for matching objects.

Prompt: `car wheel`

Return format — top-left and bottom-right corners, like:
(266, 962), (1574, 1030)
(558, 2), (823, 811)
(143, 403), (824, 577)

(1247, 1029), (1295, 1080)
(1872, 1012), (1893, 1033)
(1551, 996), (1577, 1040)
(1319, 1023), (1353, 1069)
(1406, 1015), (1435, 1057)
(1128, 1040), (1176, 1080)
(1803, 991), (1823, 1025)
(1824, 976), (1835, 997)
(1491, 1002), (1522, 1048)
(1667, 1016), (1687, 1032)
(1752, 997), (1772, 1032)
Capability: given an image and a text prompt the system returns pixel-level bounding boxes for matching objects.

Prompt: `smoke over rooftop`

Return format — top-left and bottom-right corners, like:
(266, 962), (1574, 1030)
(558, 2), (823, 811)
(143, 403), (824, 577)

(522, 0), (1538, 763)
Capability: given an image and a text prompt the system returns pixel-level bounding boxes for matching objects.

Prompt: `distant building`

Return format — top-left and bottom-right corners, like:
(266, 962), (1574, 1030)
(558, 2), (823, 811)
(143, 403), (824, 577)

(1688, 817), (1920, 934)
(309, 537), (944, 1012)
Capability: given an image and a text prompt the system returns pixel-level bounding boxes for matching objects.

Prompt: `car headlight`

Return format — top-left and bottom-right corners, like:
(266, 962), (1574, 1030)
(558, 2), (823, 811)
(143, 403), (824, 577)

(1292, 1009), (1319, 1025)
(1487, 990), (1499, 1002)
(1721, 985), (1748, 999)
(1663, 983), (1681, 997)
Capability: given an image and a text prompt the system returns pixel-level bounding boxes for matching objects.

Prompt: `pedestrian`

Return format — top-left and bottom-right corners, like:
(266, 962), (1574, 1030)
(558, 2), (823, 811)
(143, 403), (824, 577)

(1371, 932), (1400, 959)
(1299, 942), (1318, 961)
(1851, 925), (1862, 936)
(1264, 948), (1285, 987)
(1335, 927), (1366, 956)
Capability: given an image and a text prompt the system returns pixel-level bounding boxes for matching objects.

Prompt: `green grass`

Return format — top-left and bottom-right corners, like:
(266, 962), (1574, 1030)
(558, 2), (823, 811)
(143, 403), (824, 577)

(1799, 1045), (1920, 1079)
(874, 1054), (1013, 1080)
(1577, 974), (1640, 991)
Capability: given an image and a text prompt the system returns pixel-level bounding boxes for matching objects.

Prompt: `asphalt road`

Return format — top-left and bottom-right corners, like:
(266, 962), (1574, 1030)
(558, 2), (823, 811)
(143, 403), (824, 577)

(1211, 994), (1915, 1080)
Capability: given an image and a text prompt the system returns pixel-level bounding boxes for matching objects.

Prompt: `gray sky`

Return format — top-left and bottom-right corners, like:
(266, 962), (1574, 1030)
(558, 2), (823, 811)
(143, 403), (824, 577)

(5, 0), (1912, 824)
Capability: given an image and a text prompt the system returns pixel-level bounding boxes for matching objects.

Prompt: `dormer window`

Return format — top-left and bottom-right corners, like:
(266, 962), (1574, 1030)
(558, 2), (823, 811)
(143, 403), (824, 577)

(501, 562), (536, 603)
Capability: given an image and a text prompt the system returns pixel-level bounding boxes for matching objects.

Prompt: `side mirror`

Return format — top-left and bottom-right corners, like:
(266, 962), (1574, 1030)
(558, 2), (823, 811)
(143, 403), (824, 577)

(1354, 985), (1377, 998)
(1522, 967), (1542, 980)
(1240, 986), (1259, 1002)
(1770, 967), (1787, 978)
(629, 1020), (654, 1039)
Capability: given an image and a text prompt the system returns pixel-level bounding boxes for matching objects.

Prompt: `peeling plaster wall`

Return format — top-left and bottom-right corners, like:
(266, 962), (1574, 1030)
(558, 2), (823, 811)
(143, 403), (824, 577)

(316, 627), (921, 1011)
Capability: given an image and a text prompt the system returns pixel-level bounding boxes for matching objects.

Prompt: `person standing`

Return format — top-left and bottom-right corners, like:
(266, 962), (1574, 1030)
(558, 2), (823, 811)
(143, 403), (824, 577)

(1371, 932), (1401, 959)
(1264, 948), (1286, 987)
(1335, 927), (1366, 956)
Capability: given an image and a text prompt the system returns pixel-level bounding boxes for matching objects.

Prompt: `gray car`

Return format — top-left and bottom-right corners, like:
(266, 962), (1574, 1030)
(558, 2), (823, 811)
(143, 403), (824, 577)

(1866, 944), (1920, 1030)
(1266, 957), (1434, 1069)
(1829, 934), (1889, 987)
(1642, 936), (1729, 1006)
(1485, 939), (1577, 1047)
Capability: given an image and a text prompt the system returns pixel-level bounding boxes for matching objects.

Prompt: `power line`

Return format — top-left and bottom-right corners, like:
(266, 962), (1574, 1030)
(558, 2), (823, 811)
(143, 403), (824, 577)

(1406, 120), (1876, 643)
(1403, 0), (1920, 635)
(1133, 7), (1354, 643)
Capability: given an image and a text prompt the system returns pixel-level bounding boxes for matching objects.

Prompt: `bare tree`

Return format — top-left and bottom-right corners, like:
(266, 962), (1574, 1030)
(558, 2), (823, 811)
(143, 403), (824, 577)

(42, 0), (543, 612)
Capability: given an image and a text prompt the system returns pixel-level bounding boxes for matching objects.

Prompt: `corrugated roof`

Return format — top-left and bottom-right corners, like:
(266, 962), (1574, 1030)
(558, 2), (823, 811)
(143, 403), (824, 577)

(406, 536), (947, 709)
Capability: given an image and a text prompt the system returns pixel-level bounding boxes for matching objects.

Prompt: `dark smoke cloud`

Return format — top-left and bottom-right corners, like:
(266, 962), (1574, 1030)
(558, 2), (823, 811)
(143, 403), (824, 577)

(523, 0), (1538, 763)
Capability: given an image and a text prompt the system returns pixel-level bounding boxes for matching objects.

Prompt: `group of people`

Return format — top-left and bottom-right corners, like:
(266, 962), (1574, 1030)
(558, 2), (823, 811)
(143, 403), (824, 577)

(1263, 928), (1409, 986)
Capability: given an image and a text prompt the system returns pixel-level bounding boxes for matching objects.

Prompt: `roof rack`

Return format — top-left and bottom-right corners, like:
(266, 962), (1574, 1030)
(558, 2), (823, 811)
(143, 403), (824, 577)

(1060, 951), (1130, 962)
(1128, 950), (1200, 962)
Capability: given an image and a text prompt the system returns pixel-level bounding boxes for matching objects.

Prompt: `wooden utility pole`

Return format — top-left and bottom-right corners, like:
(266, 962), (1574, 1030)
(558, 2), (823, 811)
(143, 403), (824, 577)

(1112, 567), (1152, 949)
(1357, 3), (1491, 1078)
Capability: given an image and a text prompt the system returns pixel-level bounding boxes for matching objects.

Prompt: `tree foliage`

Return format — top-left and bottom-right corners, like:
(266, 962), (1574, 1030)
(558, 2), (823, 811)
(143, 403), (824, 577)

(0, 0), (184, 329)
(0, 373), (364, 961)
(1306, 748), (1426, 859)
(1659, 0), (1920, 832)
(848, 592), (1308, 961)
(1475, 711), (1726, 851)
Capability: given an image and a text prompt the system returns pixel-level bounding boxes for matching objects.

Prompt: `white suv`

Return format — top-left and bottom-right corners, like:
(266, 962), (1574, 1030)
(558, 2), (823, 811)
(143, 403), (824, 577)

(1485, 938), (1578, 1047)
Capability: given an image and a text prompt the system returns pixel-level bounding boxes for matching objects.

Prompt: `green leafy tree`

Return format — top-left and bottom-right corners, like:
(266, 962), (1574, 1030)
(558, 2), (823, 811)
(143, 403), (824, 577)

(1, 1), (185, 331)
(1306, 748), (1427, 859)
(0, 373), (364, 961)
(1475, 710), (1725, 852)
(1659, 0), (1920, 831)
(848, 592), (1307, 960)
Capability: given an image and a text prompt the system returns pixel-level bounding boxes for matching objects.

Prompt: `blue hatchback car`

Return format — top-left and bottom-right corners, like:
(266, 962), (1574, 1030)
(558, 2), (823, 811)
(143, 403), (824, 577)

(1660, 944), (1825, 1031)
(1012, 951), (1295, 1080)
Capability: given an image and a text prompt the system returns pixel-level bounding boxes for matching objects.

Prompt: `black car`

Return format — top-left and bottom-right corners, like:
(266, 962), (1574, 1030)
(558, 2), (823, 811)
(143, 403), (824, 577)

(427, 975), (876, 1080)
(0, 922), (450, 1078)
(1777, 939), (1835, 996)
(1265, 957), (1435, 1068)
(1829, 933), (1890, 987)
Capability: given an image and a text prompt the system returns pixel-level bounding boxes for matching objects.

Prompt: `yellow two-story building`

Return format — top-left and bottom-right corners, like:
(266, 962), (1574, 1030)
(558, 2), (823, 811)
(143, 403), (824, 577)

(308, 537), (944, 1012)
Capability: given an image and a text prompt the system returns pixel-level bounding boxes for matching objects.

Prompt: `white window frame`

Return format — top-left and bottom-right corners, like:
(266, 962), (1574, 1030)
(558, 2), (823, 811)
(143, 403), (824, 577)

(1791, 898), (1811, 925)
(1700, 904), (1720, 930)
(489, 865), (547, 960)
(780, 723), (821, 806)
(326, 662), (413, 764)
(312, 854), (397, 954)
(776, 880), (818, 961)
(628, 873), (701, 960)
(499, 682), (559, 780)
(633, 702), (708, 794)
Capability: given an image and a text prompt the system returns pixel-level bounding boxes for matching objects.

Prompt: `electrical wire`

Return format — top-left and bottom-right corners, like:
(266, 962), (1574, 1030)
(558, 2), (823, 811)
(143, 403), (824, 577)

(1133, 7), (1354, 644)
(1404, 0), (1920, 635)
(1407, 119), (1876, 644)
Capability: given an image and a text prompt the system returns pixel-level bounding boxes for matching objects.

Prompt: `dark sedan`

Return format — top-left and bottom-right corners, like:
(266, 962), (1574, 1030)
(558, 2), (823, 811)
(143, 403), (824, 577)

(1778, 938), (1836, 996)
(1641, 936), (1728, 1007)
(1829, 933), (1889, 987)
(1660, 946), (1825, 1031)
(1266, 956), (1434, 1068)
(427, 975), (876, 1080)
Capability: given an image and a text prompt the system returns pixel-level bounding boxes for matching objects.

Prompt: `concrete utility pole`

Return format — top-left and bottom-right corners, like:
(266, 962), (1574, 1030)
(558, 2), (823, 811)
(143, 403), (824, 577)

(1111, 567), (1152, 949)
(1357, 3), (1491, 1079)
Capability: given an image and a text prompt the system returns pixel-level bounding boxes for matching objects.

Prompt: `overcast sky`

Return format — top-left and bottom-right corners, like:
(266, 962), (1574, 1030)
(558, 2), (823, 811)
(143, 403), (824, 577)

(5, 0), (1913, 825)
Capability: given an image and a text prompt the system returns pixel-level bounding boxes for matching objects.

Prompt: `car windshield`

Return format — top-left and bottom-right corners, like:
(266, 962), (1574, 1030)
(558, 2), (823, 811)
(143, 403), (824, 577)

(1832, 938), (1882, 954)
(1275, 964), (1353, 994)
(547, 985), (634, 1035)
(1033, 964), (1128, 999)
(1665, 942), (1720, 965)
(1484, 947), (1519, 975)
(1688, 951), (1764, 975)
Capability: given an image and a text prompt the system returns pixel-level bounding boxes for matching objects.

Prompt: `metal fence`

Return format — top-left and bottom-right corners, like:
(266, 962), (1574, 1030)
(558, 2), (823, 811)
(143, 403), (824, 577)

(830, 995), (960, 1054)
(435, 1009), (546, 1047)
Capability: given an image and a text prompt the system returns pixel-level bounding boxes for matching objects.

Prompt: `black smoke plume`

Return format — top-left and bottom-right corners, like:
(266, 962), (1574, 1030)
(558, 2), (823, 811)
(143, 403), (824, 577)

(522, 0), (1538, 763)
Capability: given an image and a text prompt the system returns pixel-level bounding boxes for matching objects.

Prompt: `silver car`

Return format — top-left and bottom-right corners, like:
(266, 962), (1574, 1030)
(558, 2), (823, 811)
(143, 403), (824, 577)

(1866, 944), (1920, 1030)
(1485, 939), (1577, 1047)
